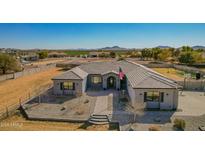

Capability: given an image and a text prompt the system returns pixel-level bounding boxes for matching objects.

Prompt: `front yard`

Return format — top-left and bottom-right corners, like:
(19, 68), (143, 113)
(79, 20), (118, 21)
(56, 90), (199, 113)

(23, 90), (97, 122)
(0, 112), (118, 131)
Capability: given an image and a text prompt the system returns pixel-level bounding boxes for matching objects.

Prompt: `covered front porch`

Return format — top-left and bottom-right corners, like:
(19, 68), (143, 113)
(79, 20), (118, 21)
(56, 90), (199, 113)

(87, 71), (127, 91)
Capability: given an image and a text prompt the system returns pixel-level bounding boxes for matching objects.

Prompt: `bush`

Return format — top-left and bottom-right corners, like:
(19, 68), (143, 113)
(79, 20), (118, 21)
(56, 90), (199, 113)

(110, 51), (116, 58)
(178, 52), (195, 64)
(84, 99), (89, 104)
(173, 118), (186, 130)
(38, 51), (48, 59)
(149, 126), (160, 131)
(75, 110), (84, 115)
(117, 57), (125, 61)
(0, 53), (21, 74)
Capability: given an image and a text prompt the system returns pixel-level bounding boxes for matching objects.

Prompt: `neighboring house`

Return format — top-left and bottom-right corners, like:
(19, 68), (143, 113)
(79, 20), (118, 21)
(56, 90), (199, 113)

(89, 51), (110, 57)
(52, 60), (181, 110)
(48, 52), (67, 58)
(21, 54), (39, 62)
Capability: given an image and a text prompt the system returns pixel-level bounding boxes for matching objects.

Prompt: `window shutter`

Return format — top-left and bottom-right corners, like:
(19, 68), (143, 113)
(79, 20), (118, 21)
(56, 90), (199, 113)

(160, 92), (164, 102)
(73, 82), (75, 90)
(144, 92), (147, 102)
(60, 82), (63, 90)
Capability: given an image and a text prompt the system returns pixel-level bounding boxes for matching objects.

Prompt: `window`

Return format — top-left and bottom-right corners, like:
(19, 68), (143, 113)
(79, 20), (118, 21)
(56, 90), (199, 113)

(61, 81), (75, 90)
(144, 92), (164, 102)
(91, 76), (102, 84)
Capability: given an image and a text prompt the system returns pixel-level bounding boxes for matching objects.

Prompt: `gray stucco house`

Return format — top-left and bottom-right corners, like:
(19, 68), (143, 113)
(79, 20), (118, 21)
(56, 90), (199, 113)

(52, 60), (181, 110)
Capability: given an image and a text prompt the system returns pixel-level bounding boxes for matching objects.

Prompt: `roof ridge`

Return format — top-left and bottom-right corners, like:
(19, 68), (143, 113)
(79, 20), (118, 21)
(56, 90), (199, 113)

(149, 75), (178, 88)
(70, 69), (83, 79)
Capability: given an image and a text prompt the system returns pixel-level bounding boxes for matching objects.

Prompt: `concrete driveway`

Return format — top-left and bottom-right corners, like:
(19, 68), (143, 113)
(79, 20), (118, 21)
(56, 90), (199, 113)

(175, 91), (205, 116)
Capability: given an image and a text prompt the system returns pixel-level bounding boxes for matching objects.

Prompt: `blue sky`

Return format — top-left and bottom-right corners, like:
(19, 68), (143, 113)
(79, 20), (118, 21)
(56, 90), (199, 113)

(0, 23), (205, 49)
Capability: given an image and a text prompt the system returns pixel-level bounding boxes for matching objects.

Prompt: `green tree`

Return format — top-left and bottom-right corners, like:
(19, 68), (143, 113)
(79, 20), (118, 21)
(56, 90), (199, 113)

(152, 48), (162, 61)
(109, 51), (116, 58)
(178, 52), (195, 64)
(141, 48), (152, 60)
(172, 49), (180, 58)
(158, 49), (172, 61)
(181, 46), (193, 52)
(38, 51), (48, 59)
(192, 52), (204, 63)
(0, 53), (21, 74)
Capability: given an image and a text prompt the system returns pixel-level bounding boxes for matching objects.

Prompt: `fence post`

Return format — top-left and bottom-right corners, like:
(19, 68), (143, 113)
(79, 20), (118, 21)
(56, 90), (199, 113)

(38, 95), (41, 103)
(183, 77), (186, 90)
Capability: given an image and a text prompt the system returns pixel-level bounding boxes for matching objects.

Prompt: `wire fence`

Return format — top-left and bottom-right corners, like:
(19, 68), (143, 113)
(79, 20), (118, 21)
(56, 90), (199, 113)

(0, 64), (56, 82)
(0, 84), (53, 121)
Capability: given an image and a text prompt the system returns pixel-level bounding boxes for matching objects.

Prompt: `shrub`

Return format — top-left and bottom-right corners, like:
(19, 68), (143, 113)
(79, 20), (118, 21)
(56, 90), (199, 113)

(0, 53), (21, 74)
(84, 99), (89, 104)
(38, 51), (48, 59)
(110, 51), (116, 58)
(148, 126), (160, 131)
(75, 110), (84, 115)
(173, 118), (186, 130)
(117, 57), (125, 61)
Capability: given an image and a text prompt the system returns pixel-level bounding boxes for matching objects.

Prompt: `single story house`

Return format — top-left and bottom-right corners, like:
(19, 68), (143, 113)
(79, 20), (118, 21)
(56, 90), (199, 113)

(52, 60), (181, 110)
(89, 51), (110, 57)
(21, 54), (39, 62)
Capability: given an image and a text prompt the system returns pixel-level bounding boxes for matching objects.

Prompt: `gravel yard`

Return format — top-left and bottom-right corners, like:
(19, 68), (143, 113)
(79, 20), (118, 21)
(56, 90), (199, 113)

(23, 91), (97, 121)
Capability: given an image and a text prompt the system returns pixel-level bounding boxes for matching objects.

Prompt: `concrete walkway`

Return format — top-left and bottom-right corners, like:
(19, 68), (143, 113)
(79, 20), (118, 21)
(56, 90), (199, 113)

(93, 95), (109, 115)
(87, 90), (116, 116)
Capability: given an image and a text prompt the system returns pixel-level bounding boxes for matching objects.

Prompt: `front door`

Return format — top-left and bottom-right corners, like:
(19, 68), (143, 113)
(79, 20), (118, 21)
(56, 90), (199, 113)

(107, 76), (116, 89)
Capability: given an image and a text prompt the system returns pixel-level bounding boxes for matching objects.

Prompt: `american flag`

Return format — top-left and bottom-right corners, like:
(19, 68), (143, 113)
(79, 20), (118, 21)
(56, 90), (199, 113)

(119, 67), (125, 80)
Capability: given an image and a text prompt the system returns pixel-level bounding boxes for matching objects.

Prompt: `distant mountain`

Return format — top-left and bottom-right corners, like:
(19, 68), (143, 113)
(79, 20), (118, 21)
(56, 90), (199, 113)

(155, 46), (173, 49)
(101, 46), (127, 50)
(192, 46), (205, 50)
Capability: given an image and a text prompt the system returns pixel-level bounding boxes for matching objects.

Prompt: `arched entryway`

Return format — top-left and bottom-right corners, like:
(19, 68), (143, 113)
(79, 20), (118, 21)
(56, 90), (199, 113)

(107, 76), (116, 89)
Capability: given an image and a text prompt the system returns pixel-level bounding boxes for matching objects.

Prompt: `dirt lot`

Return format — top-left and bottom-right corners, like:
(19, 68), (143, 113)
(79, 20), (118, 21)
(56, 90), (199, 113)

(28, 58), (66, 66)
(0, 113), (118, 131)
(152, 68), (184, 81)
(0, 68), (62, 111)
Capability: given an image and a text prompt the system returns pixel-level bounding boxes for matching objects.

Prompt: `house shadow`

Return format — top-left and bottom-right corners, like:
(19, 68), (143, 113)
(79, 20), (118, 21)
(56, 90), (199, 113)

(110, 91), (136, 126)
(86, 89), (117, 97)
